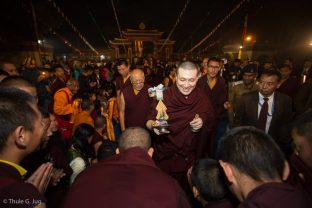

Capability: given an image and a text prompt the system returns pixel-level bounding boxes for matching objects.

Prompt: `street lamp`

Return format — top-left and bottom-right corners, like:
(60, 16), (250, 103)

(245, 35), (256, 43)
(245, 36), (252, 42)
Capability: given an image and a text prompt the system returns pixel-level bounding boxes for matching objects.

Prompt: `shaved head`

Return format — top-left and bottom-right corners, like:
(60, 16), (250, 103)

(130, 69), (145, 81)
(130, 69), (145, 90)
(118, 127), (151, 152)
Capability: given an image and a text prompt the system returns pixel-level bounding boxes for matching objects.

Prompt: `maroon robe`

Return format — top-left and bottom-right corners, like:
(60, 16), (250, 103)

(147, 85), (215, 173)
(122, 84), (152, 129)
(0, 162), (46, 208)
(90, 131), (105, 159)
(50, 77), (66, 95)
(63, 147), (191, 208)
(115, 75), (131, 92)
(239, 182), (311, 208)
(197, 76), (227, 118)
(287, 154), (312, 196)
(277, 77), (300, 99)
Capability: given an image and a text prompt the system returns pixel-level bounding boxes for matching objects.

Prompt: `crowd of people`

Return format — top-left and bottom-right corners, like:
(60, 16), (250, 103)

(0, 55), (312, 208)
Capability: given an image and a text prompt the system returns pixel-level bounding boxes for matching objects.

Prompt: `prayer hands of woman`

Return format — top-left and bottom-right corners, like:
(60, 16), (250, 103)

(25, 162), (53, 194)
(50, 168), (66, 186)
(189, 114), (203, 132)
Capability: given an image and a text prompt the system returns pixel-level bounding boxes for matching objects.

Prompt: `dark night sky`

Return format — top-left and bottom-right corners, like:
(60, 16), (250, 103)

(1, 0), (312, 55)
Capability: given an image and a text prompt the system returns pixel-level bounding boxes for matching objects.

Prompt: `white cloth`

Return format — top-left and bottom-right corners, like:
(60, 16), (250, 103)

(69, 157), (86, 185)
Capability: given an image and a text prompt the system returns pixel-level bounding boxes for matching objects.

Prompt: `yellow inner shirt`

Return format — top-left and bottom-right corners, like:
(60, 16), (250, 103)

(0, 159), (27, 176)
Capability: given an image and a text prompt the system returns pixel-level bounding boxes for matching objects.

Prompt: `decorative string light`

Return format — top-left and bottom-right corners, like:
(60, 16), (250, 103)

(196, 39), (220, 56)
(186, 0), (247, 54)
(47, 0), (99, 55)
(30, 0), (42, 62)
(159, 0), (191, 52)
(20, 0), (83, 56)
(177, 9), (212, 53)
(53, 31), (83, 55)
(87, 5), (111, 49)
(110, 0), (126, 52)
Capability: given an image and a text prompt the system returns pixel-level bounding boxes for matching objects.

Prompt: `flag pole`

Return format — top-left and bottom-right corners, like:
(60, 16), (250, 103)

(238, 14), (248, 59)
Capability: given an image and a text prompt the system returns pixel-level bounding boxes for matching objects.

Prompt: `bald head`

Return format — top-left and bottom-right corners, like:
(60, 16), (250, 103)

(177, 61), (200, 76)
(130, 69), (145, 81)
(130, 69), (145, 90)
(66, 78), (79, 94)
(118, 127), (151, 152)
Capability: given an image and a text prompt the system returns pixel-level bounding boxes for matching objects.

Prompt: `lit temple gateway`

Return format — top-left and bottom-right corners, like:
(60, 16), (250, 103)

(110, 24), (175, 60)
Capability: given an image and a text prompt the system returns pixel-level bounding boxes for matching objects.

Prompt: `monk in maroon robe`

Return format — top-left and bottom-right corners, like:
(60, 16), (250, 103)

(0, 88), (51, 208)
(218, 126), (311, 208)
(287, 111), (312, 197)
(146, 61), (215, 190)
(287, 154), (312, 196)
(63, 127), (191, 208)
(119, 69), (152, 131)
(115, 59), (131, 108)
(277, 64), (300, 99)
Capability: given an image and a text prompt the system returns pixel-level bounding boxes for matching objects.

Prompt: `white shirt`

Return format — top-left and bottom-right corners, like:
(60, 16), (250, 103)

(258, 92), (274, 133)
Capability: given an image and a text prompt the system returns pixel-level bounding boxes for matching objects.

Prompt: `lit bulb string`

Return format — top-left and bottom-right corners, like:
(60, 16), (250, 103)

(53, 31), (83, 55)
(159, 0), (191, 52)
(186, 0), (247, 54)
(30, 0), (42, 61)
(47, 0), (99, 55)
(177, 9), (212, 53)
(20, 1), (82, 55)
(86, 4), (111, 49)
(241, 14), (248, 46)
(110, 0), (126, 52)
(195, 39), (220, 56)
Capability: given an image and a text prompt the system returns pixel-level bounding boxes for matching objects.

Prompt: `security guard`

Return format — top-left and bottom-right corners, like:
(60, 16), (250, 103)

(227, 64), (259, 126)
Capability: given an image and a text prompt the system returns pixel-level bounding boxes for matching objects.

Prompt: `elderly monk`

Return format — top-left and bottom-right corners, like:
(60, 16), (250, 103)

(119, 69), (152, 131)
(146, 61), (215, 191)
(53, 79), (79, 140)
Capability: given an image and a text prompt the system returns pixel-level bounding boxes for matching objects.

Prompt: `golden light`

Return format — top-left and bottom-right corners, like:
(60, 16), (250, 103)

(245, 36), (252, 41)
(309, 41), (312, 46)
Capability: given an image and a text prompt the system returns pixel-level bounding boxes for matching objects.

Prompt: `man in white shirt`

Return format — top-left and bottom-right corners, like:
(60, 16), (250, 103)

(234, 69), (293, 156)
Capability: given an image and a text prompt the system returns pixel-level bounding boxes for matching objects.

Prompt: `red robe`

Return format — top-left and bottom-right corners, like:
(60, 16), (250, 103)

(0, 162), (46, 207)
(239, 182), (311, 208)
(147, 85), (215, 173)
(115, 75), (131, 92)
(197, 76), (227, 118)
(122, 84), (152, 129)
(287, 154), (312, 197)
(63, 147), (191, 208)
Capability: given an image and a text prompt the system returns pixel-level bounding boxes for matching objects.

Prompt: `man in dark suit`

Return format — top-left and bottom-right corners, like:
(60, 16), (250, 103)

(234, 69), (293, 154)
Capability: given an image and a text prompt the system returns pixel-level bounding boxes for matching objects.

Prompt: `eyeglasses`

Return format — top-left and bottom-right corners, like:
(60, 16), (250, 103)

(131, 81), (145, 85)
